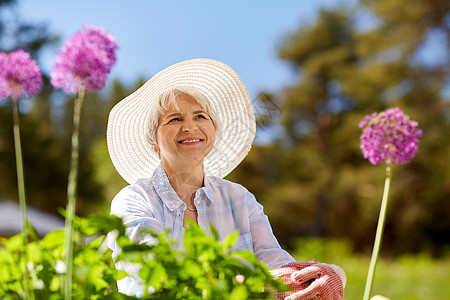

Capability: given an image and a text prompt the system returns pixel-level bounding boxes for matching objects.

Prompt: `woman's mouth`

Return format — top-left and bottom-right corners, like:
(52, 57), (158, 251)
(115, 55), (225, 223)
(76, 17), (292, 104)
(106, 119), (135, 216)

(178, 138), (203, 144)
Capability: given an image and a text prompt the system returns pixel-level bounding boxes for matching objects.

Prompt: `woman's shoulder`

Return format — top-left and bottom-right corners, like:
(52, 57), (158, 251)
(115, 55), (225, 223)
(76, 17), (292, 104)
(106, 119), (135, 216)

(112, 177), (157, 203)
(110, 177), (159, 213)
(206, 175), (252, 196)
(119, 177), (155, 193)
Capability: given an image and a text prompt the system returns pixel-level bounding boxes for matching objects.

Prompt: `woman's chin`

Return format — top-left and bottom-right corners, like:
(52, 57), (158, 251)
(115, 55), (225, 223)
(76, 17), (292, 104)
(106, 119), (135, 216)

(172, 153), (207, 165)
(178, 147), (212, 159)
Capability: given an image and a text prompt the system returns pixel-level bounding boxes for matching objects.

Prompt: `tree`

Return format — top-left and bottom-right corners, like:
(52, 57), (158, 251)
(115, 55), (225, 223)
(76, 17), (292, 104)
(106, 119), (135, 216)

(229, 0), (450, 256)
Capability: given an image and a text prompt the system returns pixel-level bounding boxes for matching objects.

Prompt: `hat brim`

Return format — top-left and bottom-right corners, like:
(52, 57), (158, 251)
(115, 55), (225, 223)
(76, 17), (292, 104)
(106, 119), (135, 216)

(107, 58), (256, 184)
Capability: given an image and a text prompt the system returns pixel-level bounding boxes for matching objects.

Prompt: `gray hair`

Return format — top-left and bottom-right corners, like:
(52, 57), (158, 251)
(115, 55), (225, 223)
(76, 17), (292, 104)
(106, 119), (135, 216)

(145, 86), (221, 146)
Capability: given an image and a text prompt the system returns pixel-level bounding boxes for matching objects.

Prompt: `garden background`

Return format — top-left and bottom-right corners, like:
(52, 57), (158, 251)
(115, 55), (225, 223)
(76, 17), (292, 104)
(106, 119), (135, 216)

(0, 0), (449, 299)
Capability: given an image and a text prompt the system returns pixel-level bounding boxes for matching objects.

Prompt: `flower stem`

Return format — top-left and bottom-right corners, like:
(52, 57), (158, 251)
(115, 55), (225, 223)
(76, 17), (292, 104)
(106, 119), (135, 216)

(363, 164), (392, 300)
(11, 96), (28, 234)
(63, 86), (85, 300)
(11, 96), (30, 298)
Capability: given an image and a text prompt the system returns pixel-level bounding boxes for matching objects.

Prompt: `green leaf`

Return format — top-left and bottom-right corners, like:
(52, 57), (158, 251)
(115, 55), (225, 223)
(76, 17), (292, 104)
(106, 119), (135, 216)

(86, 265), (109, 290)
(221, 230), (239, 252)
(209, 224), (220, 241)
(42, 229), (65, 249)
(230, 285), (248, 300)
(85, 214), (126, 236)
(142, 262), (167, 292)
(0, 234), (23, 251)
(231, 250), (259, 265)
(245, 276), (266, 293)
(181, 259), (204, 279)
(26, 242), (42, 262)
(25, 219), (40, 242)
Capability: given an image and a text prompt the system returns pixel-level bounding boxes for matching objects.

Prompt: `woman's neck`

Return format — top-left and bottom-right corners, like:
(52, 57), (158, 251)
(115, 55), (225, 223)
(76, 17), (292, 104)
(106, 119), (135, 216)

(161, 160), (204, 202)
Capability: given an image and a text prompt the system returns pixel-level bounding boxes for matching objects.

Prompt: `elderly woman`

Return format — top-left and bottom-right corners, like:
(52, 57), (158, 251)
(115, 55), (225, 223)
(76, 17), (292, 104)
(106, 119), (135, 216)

(107, 59), (346, 299)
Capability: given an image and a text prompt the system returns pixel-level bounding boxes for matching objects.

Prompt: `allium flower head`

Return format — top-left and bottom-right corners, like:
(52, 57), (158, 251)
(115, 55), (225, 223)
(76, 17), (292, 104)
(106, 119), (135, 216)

(0, 49), (43, 99)
(359, 107), (422, 165)
(50, 24), (118, 93)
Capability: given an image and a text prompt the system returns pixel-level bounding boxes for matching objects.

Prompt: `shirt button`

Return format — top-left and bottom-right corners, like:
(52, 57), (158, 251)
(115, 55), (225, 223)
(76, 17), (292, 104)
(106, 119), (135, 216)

(195, 200), (200, 204)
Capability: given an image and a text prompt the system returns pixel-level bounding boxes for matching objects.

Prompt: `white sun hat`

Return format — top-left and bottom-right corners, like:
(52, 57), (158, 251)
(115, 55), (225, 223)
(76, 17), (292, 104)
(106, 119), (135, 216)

(107, 58), (256, 184)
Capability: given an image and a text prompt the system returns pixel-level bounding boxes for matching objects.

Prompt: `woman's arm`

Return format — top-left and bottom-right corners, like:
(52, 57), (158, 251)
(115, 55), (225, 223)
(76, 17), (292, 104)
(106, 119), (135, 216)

(110, 183), (163, 244)
(108, 183), (163, 297)
(245, 191), (346, 299)
(245, 191), (296, 269)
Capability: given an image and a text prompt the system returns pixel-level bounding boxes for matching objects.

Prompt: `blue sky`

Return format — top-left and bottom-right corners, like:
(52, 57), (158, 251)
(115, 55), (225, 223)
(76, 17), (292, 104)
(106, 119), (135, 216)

(14, 0), (448, 143)
(17, 0), (355, 98)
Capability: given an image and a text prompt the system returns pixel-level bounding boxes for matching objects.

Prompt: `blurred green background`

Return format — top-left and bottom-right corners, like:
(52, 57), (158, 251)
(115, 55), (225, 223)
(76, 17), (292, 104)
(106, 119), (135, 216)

(0, 0), (449, 299)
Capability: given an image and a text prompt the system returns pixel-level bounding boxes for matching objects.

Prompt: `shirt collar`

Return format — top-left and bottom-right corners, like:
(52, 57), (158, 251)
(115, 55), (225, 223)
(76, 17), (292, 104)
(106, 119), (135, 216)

(152, 163), (215, 211)
(201, 176), (215, 203)
(152, 164), (183, 211)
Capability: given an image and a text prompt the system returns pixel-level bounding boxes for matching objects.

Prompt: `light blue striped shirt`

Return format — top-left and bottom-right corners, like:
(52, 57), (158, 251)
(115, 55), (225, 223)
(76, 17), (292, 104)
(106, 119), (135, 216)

(109, 163), (295, 296)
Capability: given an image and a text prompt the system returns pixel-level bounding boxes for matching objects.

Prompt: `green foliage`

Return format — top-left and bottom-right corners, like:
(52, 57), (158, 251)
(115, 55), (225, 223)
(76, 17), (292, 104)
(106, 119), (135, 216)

(0, 215), (287, 299)
(0, 215), (123, 299)
(118, 220), (288, 299)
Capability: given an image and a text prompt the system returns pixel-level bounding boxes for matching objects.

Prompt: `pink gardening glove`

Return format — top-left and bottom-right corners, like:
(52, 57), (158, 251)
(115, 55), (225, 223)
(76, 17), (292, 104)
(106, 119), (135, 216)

(271, 261), (346, 300)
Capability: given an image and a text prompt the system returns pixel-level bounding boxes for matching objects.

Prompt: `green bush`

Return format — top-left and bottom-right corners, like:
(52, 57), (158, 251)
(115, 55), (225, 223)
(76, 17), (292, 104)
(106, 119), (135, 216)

(0, 214), (288, 299)
(0, 215), (123, 299)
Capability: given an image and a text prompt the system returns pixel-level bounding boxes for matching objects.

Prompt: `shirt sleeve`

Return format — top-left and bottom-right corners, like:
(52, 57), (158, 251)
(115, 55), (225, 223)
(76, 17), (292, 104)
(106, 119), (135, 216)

(108, 184), (161, 297)
(246, 191), (296, 269)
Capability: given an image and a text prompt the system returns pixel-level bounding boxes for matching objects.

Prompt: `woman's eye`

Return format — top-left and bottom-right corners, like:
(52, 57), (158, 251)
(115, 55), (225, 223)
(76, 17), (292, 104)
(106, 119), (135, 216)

(168, 117), (181, 123)
(196, 114), (207, 119)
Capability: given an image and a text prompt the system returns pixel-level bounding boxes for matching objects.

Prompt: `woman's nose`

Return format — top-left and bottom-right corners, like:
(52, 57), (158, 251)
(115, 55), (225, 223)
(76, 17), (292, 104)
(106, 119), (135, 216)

(182, 119), (197, 132)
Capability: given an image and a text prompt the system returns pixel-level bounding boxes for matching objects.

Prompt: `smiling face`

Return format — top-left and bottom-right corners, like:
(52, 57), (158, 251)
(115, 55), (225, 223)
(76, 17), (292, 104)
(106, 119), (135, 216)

(154, 93), (216, 168)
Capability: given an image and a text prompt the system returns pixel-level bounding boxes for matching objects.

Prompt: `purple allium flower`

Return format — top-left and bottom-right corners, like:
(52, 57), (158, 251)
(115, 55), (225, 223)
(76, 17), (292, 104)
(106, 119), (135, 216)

(0, 49), (43, 99)
(359, 107), (422, 165)
(50, 24), (118, 93)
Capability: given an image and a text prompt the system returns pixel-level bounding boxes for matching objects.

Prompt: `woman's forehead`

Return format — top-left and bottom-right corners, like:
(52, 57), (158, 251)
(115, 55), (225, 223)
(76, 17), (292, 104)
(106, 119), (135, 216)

(162, 94), (205, 113)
